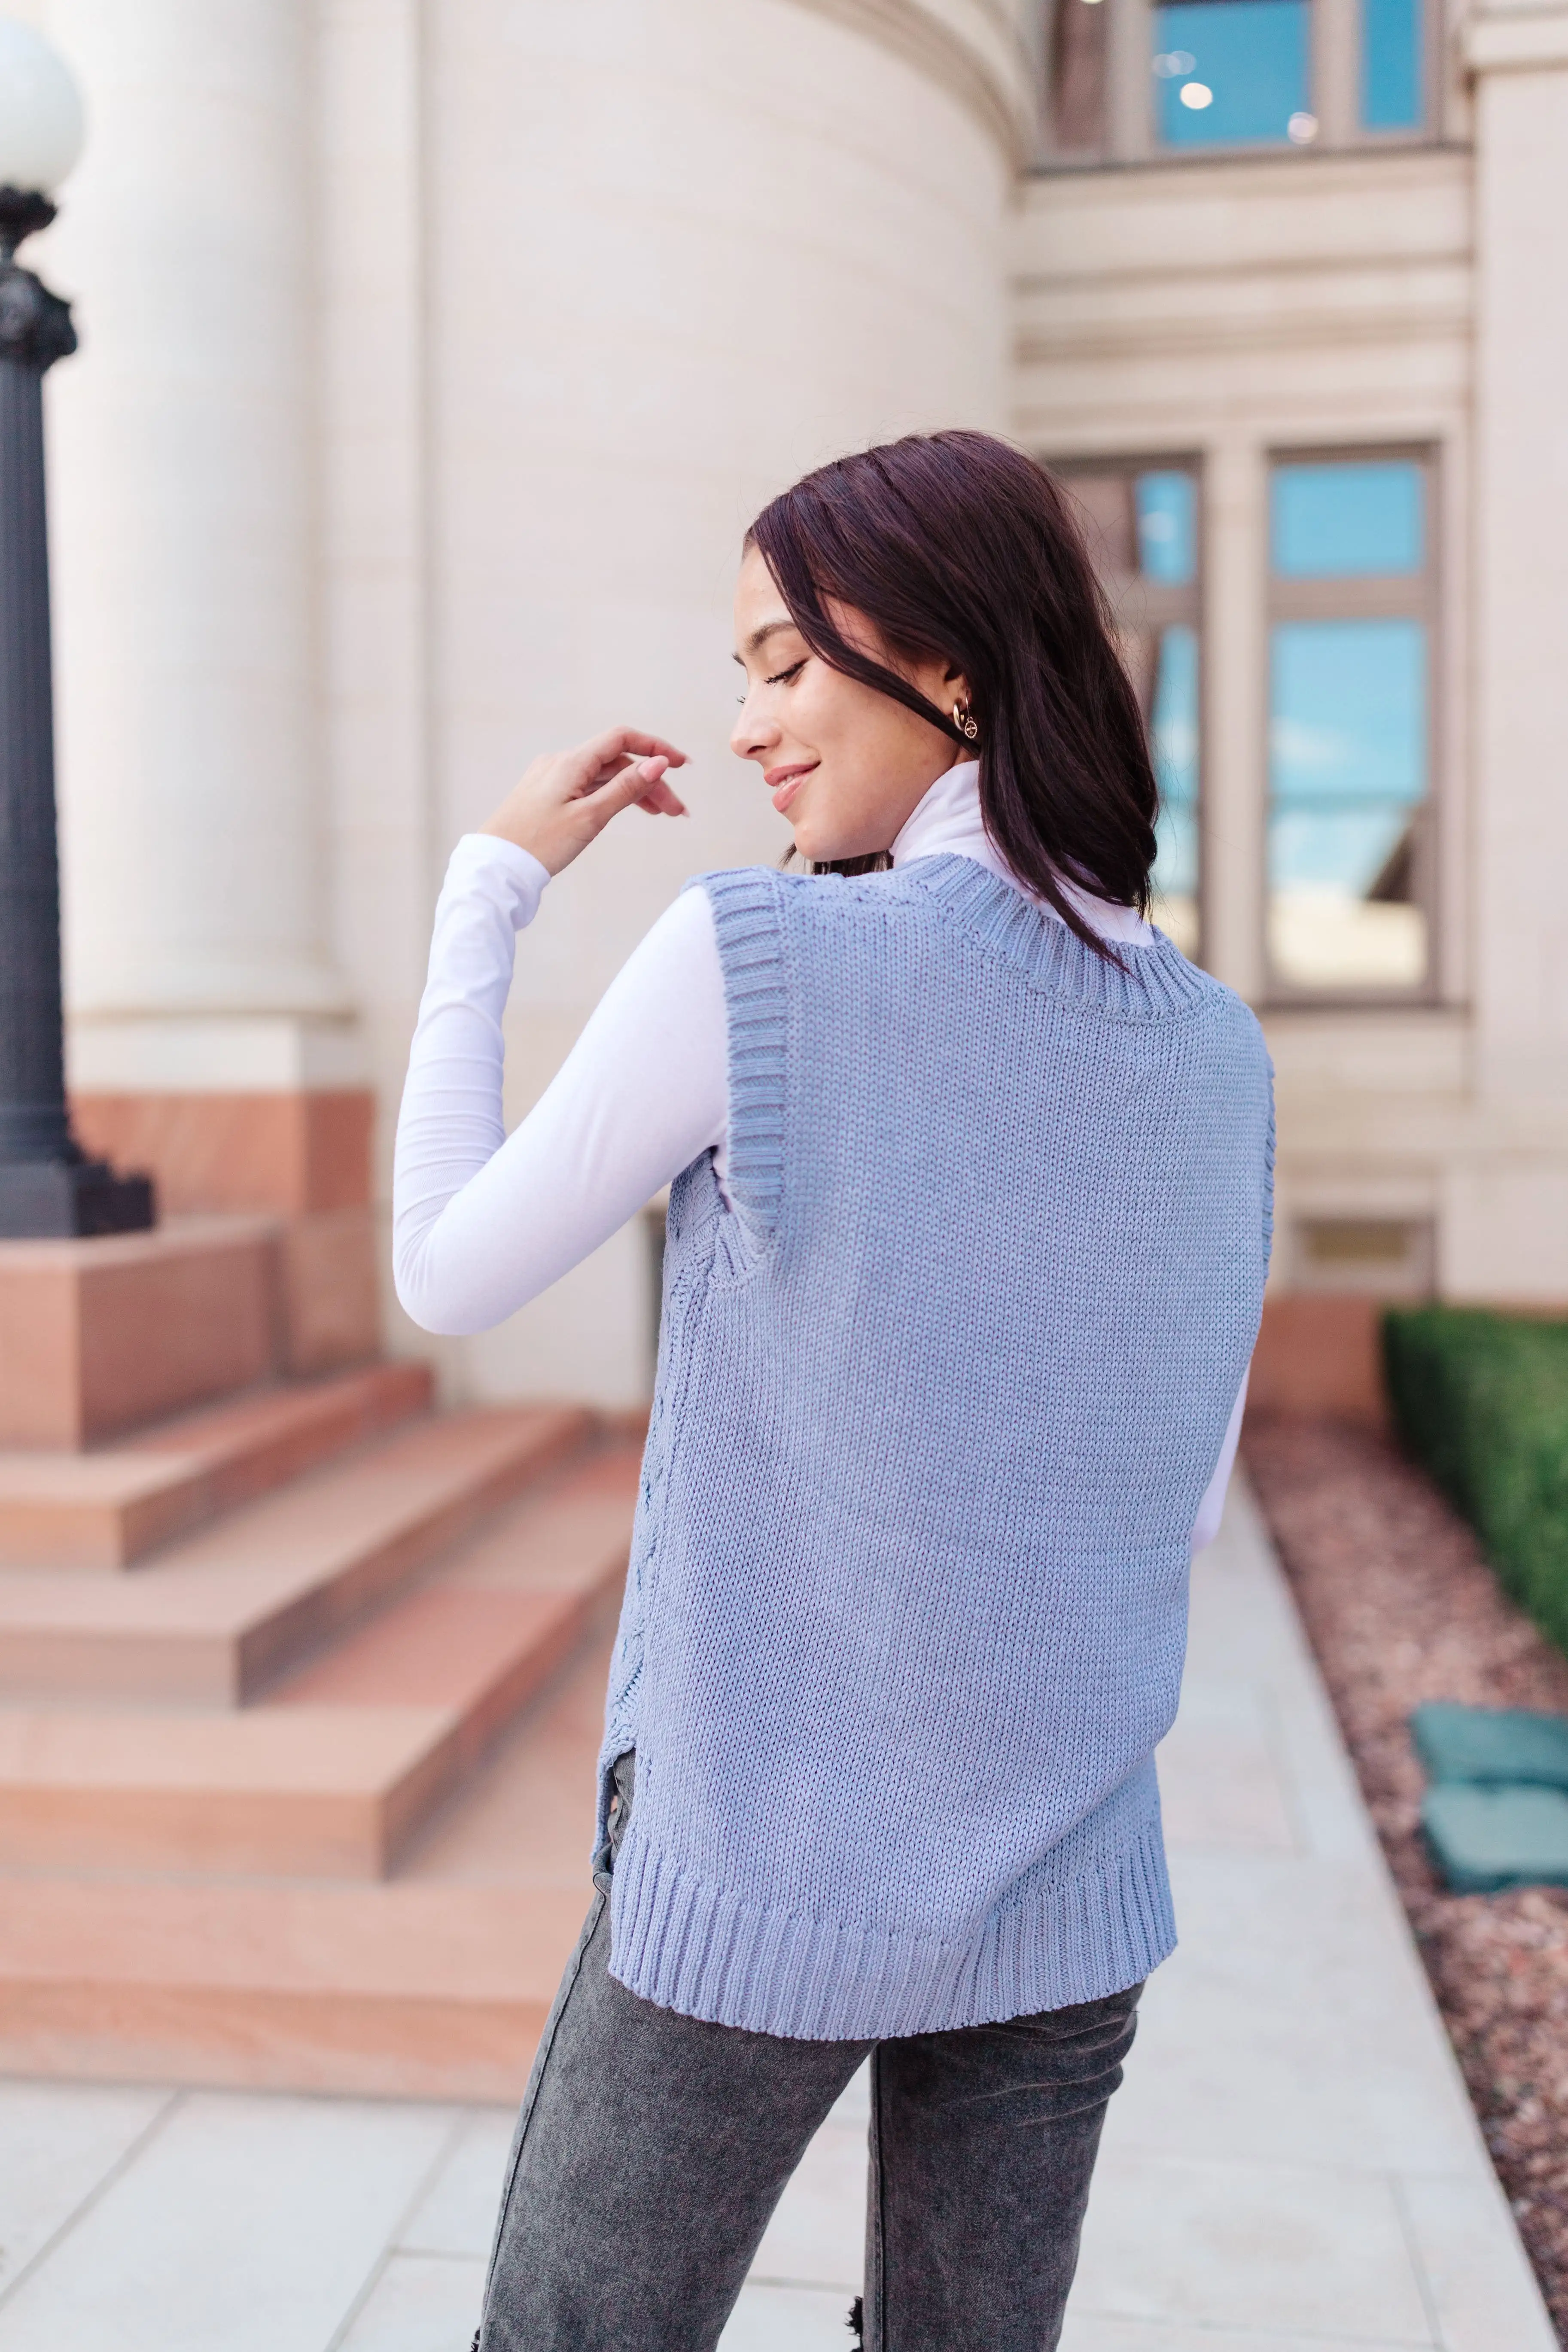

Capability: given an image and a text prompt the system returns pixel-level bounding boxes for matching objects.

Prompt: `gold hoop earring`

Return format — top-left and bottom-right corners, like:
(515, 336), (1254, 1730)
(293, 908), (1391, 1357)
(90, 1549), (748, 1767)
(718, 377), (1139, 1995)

(952, 700), (980, 743)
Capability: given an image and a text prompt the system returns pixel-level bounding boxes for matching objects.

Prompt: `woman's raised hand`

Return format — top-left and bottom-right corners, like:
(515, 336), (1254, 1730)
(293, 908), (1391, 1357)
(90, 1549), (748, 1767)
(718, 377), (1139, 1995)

(478, 727), (689, 876)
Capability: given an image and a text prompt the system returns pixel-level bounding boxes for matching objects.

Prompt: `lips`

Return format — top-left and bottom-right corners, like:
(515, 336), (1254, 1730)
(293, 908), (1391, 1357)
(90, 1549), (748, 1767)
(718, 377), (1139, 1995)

(767, 763), (816, 814)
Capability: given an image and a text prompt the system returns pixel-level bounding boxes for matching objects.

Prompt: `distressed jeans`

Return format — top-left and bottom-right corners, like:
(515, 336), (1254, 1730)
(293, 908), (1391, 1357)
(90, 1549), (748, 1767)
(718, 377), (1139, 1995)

(476, 1755), (1140, 2352)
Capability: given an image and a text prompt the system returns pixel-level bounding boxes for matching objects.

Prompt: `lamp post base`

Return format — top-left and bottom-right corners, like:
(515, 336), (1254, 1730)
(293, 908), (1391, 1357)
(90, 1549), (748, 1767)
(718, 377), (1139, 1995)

(0, 1158), (156, 1239)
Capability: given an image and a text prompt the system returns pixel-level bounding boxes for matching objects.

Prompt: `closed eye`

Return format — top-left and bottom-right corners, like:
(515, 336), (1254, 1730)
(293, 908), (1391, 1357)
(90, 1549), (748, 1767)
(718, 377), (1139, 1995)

(765, 659), (807, 688)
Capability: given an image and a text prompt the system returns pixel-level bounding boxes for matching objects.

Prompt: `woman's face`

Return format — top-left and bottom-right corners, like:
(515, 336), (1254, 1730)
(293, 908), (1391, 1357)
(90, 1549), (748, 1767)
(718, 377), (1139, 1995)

(730, 544), (967, 863)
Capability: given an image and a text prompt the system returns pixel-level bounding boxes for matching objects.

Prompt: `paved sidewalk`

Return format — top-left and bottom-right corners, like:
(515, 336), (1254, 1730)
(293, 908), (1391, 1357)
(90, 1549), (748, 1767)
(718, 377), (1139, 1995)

(0, 1478), (1555, 2350)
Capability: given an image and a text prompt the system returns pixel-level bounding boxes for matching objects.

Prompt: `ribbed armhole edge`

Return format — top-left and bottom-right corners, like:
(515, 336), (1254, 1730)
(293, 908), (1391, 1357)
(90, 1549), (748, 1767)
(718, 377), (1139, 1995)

(687, 869), (789, 1240)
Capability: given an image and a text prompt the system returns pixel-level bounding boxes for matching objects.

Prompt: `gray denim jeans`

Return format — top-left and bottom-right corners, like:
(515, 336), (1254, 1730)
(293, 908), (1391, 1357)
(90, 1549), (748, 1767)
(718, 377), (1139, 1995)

(475, 1754), (1139, 2352)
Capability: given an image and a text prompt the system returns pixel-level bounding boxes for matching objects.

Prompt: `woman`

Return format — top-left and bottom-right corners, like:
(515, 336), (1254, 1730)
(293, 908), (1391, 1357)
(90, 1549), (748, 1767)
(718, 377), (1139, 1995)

(394, 429), (1273, 2352)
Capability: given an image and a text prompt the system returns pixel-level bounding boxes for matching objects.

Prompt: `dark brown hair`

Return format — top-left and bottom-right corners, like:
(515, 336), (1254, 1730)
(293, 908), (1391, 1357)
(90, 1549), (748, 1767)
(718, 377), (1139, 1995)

(746, 429), (1158, 956)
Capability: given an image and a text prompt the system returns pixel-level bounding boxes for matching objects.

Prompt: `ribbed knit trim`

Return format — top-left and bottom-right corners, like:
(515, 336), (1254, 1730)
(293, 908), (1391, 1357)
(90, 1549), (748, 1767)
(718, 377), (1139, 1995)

(898, 856), (1215, 1019)
(607, 1811), (1175, 2041)
(688, 870), (789, 1238)
(1262, 1097), (1277, 1258)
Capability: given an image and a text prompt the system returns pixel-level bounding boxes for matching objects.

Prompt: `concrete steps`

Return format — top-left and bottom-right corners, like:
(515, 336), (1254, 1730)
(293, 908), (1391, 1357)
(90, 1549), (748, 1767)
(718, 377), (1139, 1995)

(0, 1616), (619, 2100)
(0, 1260), (642, 2101)
(0, 1404), (594, 1703)
(0, 1362), (435, 1569)
(0, 1445), (638, 1878)
(0, 1877), (591, 2102)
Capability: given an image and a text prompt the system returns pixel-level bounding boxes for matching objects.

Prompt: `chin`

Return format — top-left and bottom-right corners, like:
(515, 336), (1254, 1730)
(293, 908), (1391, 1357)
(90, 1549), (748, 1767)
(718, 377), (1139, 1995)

(792, 823), (875, 864)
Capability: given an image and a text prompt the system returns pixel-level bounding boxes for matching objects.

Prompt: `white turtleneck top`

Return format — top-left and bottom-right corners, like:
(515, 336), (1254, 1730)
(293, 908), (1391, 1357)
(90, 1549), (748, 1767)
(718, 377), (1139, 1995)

(393, 760), (1245, 1547)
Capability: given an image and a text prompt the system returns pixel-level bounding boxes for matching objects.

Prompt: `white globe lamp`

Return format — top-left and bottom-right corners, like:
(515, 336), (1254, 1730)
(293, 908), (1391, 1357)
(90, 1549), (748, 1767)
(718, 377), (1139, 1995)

(0, 18), (84, 199)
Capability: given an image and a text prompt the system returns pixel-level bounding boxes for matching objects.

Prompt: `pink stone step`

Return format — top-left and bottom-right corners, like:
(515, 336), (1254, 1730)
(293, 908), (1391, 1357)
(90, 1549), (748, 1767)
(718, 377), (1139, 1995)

(0, 1601), (620, 2096)
(0, 1217), (285, 1448)
(0, 1706), (452, 1877)
(0, 1446), (638, 1877)
(0, 1877), (585, 2101)
(0, 1362), (435, 1570)
(271, 1446), (637, 1762)
(0, 1405), (594, 1704)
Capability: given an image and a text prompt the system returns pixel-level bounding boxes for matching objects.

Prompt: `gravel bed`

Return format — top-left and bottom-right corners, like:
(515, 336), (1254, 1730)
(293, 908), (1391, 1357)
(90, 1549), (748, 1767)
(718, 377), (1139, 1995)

(1243, 1418), (1568, 2341)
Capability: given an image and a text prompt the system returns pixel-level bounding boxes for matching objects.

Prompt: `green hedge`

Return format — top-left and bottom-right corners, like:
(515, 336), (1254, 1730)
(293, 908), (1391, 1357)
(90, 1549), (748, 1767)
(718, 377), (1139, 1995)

(1384, 1305), (1568, 1661)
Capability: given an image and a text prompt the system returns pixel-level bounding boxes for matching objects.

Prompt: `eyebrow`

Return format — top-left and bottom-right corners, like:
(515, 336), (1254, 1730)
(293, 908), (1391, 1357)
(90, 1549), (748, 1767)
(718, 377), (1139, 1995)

(732, 617), (801, 664)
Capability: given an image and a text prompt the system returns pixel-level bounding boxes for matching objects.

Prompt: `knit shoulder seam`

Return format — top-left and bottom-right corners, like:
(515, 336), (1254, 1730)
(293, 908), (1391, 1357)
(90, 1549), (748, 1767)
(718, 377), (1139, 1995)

(685, 868), (788, 1241)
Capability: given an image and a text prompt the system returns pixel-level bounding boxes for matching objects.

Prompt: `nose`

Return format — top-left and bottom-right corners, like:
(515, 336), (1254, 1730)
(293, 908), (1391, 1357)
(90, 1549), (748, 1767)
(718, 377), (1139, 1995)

(731, 689), (779, 764)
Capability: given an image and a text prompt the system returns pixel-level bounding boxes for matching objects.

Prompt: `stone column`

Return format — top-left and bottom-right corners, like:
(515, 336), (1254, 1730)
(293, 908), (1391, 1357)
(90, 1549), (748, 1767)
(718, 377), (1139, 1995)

(1451, 0), (1568, 1298)
(31, 0), (376, 1360)
(41, 0), (344, 1030)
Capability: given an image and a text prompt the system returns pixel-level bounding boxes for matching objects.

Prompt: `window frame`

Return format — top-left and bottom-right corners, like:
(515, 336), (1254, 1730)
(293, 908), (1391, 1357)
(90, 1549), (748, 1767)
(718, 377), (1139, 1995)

(1037, 0), (1442, 167)
(1260, 440), (1441, 1009)
(1051, 451), (1207, 964)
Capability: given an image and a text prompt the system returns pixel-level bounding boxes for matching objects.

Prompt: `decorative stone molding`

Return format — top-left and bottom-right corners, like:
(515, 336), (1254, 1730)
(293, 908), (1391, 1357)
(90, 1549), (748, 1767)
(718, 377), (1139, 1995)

(786, 0), (1038, 157)
(1462, 2), (1568, 72)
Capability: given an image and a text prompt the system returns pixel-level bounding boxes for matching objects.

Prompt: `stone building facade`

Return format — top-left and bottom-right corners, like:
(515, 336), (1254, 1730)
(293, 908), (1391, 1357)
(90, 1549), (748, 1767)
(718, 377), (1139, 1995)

(20, 0), (1568, 1406)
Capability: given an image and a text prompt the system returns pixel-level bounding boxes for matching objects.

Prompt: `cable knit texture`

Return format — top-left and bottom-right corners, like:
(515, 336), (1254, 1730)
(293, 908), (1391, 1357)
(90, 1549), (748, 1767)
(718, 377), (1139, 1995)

(601, 854), (1274, 2040)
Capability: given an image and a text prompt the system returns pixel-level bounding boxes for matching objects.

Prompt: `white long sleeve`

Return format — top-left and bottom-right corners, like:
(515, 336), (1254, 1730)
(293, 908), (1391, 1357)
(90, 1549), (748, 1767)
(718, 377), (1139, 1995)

(392, 770), (1249, 1546)
(1190, 1373), (1246, 1553)
(393, 834), (726, 1336)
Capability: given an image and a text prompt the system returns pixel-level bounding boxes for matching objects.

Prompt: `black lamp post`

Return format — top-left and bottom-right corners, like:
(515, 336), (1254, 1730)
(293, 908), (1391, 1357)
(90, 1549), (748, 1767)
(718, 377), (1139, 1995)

(0, 29), (152, 1239)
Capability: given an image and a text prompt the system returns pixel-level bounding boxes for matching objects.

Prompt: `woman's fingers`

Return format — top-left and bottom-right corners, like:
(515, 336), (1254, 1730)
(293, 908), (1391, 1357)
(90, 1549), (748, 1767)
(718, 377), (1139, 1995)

(578, 726), (688, 785)
(587, 755), (688, 821)
(476, 734), (688, 874)
(636, 773), (688, 816)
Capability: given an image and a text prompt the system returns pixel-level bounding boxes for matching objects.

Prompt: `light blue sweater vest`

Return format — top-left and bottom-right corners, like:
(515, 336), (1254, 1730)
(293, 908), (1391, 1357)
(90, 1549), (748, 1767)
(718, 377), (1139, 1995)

(601, 854), (1273, 2040)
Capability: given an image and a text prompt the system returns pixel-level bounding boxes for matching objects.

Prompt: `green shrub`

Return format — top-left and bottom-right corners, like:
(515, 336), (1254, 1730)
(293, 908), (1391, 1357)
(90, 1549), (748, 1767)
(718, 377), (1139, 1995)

(1384, 1305), (1568, 1662)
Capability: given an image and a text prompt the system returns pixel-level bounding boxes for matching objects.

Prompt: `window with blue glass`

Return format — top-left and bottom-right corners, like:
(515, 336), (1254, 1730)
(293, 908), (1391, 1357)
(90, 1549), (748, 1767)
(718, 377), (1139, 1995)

(1060, 462), (1202, 958)
(1111, 0), (1429, 156)
(1361, 0), (1423, 127)
(1267, 455), (1434, 992)
(1152, 0), (1315, 148)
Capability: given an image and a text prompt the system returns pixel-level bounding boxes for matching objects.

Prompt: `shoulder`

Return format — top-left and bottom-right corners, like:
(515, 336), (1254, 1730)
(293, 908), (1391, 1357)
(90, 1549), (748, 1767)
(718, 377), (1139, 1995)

(686, 863), (909, 926)
(1168, 958), (1274, 1110)
(683, 864), (801, 909)
(681, 862), (831, 946)
(609, 877), (721, 991)
(687, 866), (923, 981)
(1170, 953), (1270, 1050)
